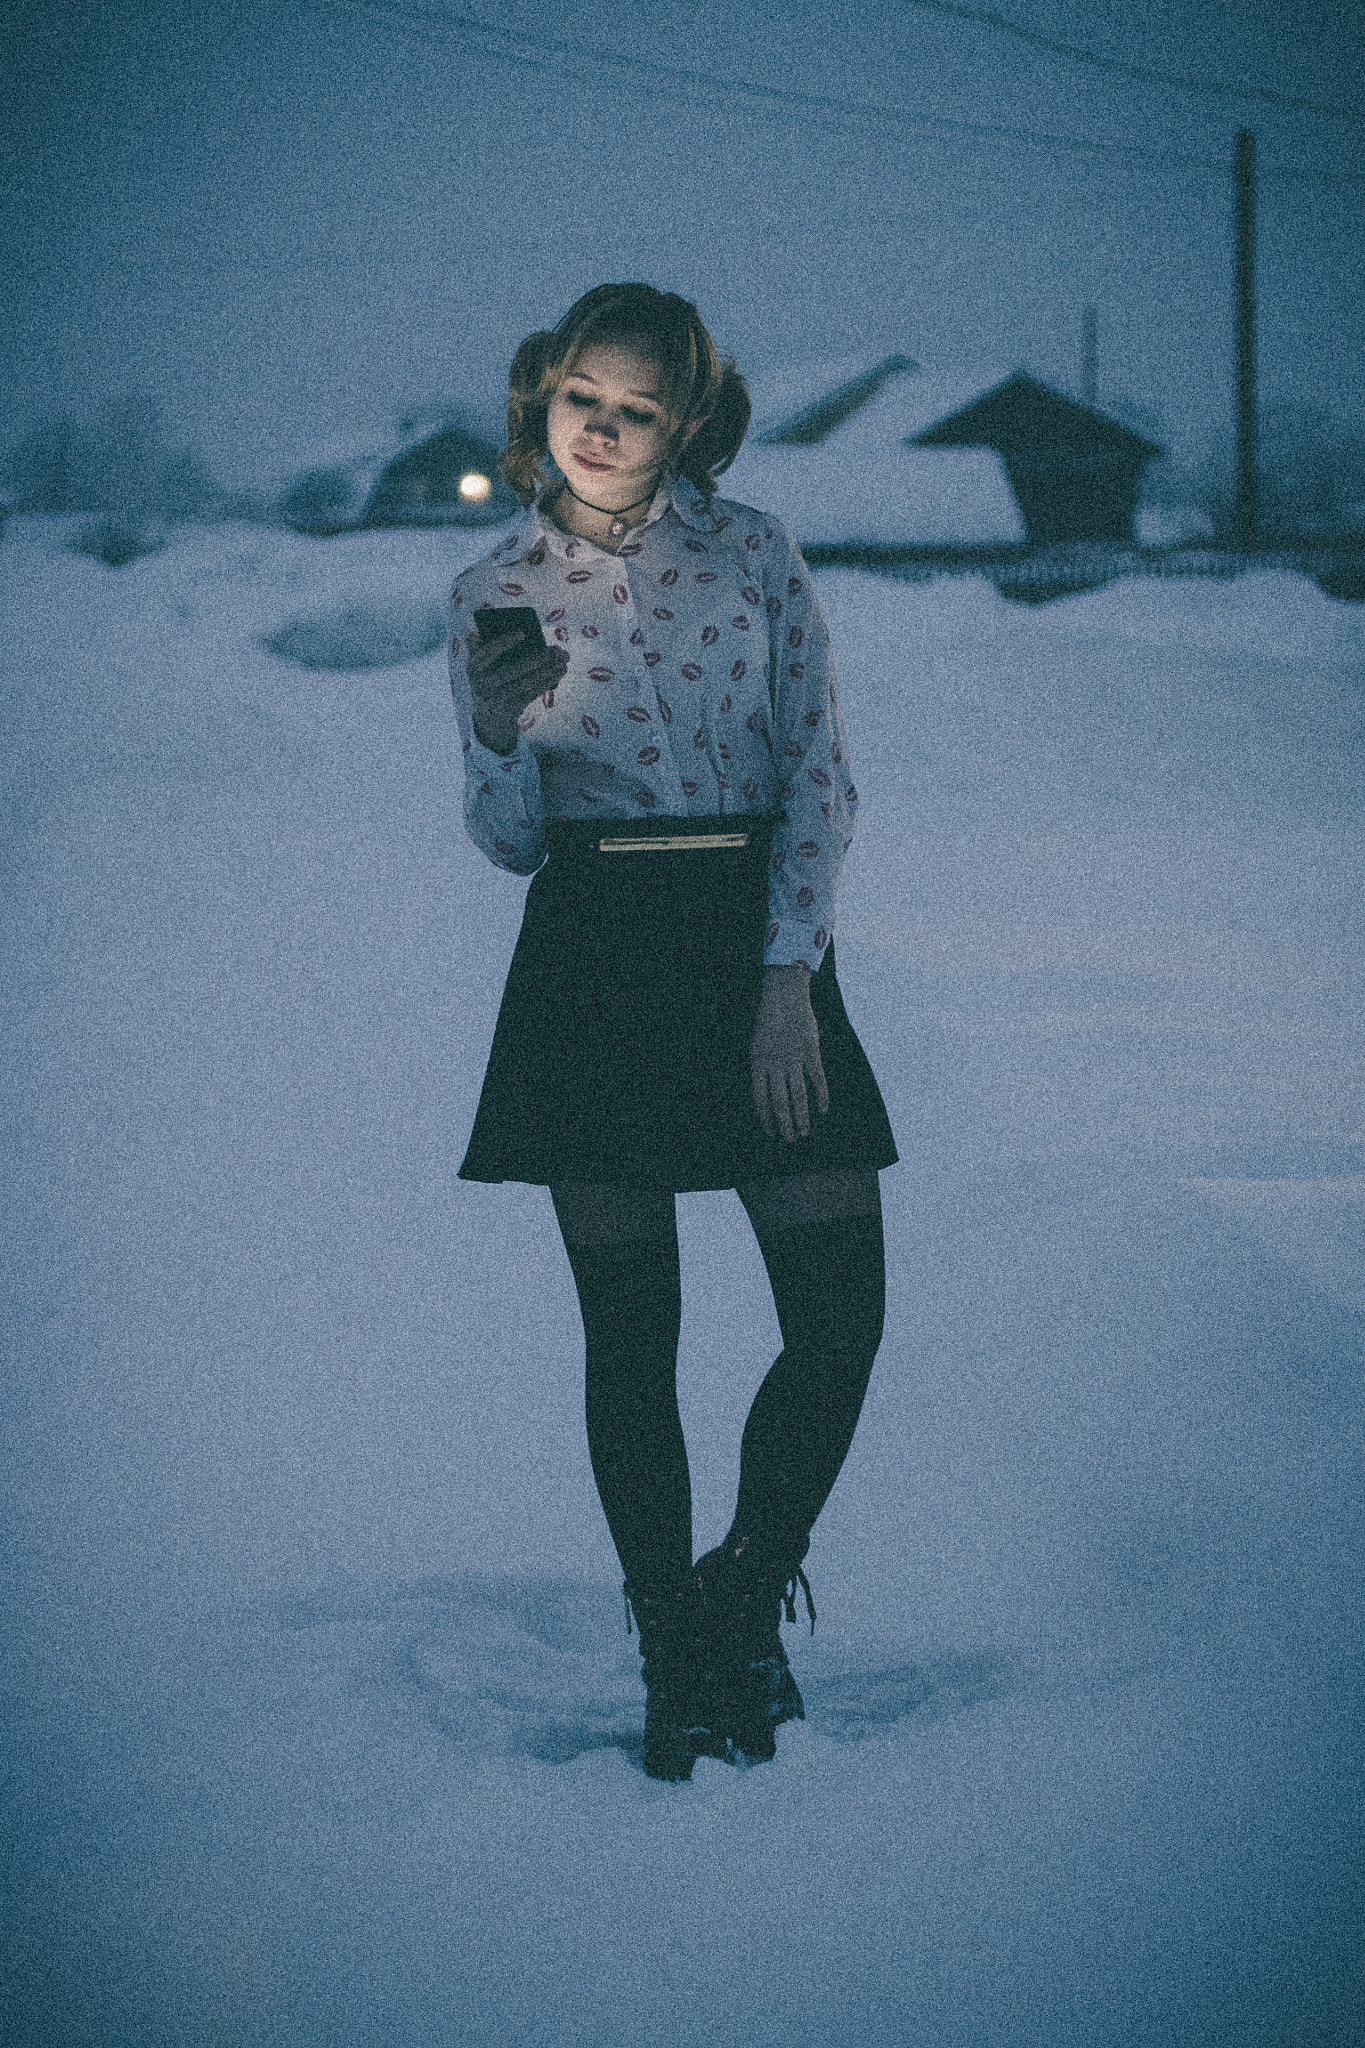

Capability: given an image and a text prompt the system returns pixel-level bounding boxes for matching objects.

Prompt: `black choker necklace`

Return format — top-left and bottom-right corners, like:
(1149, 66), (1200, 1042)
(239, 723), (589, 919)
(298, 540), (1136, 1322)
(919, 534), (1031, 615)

(561, 475), (661, 539)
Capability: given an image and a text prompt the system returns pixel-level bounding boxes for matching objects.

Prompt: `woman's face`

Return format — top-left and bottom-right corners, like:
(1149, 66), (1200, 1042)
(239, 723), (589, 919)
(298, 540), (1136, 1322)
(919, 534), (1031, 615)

(546, 341), (698, 508)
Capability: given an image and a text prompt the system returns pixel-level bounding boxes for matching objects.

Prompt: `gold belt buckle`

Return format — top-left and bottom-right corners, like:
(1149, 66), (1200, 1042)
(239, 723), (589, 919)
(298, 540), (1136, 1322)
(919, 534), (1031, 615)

(598, 831), (751, 854)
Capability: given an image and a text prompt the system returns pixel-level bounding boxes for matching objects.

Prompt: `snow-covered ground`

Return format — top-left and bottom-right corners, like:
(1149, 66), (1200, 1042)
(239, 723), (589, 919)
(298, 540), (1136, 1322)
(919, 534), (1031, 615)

(3, 516), (1363, 2047)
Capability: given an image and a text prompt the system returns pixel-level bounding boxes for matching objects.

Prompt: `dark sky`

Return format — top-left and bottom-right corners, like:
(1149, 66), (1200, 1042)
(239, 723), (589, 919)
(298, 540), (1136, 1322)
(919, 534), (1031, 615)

(5, 0), (1363, 483)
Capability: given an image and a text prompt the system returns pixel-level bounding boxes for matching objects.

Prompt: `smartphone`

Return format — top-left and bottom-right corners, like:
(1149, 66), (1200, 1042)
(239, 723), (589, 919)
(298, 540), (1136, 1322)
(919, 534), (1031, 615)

(474, 605), (546, 659)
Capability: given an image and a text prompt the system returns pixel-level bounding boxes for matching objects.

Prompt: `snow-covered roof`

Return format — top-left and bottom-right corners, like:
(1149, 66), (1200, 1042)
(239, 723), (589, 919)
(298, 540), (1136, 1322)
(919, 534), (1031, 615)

(728, 359), (1025, 546)
(267, 433), (391, 494)
(275, 418), (511, 530)
(748, 357), (1024, 445)
(269, 411), (499, 501)
(749, 356), (916, 442)
(722, 440), (1025, 548)
(750, 359), (868, 438)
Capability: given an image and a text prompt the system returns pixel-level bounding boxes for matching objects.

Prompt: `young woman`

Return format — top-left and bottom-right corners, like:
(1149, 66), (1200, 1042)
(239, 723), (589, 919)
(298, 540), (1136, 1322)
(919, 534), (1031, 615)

(449, 284), (897, 1780)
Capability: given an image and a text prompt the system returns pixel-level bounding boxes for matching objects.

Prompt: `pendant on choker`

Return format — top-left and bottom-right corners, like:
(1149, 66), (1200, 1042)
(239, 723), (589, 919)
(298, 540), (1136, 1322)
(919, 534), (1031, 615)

(609, 518), (626, 538)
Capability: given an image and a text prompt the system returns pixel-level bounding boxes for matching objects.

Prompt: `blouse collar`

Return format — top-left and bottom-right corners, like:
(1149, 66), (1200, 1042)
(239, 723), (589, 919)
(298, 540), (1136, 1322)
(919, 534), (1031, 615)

(490, 475), (731, 566)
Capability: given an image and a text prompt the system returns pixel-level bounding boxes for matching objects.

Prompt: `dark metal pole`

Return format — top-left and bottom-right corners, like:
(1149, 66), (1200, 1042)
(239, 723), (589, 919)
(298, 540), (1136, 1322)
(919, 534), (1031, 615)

(1234, 129), (1257, 546)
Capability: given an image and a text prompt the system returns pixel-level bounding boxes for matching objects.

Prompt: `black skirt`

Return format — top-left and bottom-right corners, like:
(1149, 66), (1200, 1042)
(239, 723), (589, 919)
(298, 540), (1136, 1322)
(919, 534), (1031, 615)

(458, 815), (898, 1191)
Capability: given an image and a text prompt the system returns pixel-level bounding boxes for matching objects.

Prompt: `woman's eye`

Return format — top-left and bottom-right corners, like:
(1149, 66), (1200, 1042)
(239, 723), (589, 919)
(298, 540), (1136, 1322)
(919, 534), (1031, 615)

(562, 391), (656, 426)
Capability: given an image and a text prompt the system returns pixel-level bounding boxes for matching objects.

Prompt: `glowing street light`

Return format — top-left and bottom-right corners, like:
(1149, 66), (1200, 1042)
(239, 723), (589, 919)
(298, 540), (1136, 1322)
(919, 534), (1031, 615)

(459, 472), (492, 502)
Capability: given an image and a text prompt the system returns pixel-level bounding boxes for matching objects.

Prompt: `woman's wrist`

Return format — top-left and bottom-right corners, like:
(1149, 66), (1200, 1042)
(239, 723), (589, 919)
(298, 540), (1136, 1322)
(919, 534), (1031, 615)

(473, 708), (519, 755)
(759, 962), (814, 1006)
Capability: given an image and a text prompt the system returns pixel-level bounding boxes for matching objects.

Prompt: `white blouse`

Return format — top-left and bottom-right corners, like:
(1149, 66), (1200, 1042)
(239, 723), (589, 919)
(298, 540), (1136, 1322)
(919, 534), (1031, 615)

(448, 476), (858, 970)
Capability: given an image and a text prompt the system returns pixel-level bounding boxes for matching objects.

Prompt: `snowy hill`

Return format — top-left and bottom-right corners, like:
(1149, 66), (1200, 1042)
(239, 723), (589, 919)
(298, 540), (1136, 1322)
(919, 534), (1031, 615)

(2, 515), (1363, 2047)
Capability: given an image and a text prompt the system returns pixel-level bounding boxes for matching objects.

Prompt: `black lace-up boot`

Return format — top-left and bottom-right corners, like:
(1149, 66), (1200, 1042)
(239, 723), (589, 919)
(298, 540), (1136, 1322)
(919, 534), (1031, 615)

(693, 1529), (815, 1763)
(624, 1575), (723, 1782)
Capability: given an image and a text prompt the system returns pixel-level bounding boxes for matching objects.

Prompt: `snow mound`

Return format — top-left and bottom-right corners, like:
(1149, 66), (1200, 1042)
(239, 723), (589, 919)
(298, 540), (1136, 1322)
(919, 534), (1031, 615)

(68, 516), (168, 567)
(401, 1575), (648, 1767)
(262, 594), (448, 670)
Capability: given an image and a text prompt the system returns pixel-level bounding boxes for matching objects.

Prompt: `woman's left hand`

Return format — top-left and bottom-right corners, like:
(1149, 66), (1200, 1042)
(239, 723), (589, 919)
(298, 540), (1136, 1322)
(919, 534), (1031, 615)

(750, 964), (829, 1143)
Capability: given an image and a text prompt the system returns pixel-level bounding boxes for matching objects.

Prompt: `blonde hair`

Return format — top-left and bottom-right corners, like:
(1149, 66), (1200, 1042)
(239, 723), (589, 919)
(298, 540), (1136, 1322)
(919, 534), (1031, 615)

(501, 283), (751, 509)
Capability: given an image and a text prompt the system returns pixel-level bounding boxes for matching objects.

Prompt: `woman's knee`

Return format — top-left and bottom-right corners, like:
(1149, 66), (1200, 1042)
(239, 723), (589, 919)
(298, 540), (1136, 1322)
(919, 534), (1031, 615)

(747, 1202), (886, 1364)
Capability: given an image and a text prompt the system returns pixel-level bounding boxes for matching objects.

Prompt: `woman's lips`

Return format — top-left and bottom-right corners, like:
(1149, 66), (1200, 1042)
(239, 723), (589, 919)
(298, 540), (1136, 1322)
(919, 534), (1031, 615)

(572, 453), (614, 473)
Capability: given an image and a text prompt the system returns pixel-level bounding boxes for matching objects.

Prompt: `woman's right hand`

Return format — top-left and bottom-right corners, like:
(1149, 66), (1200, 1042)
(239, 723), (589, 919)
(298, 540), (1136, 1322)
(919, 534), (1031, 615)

(467, 629), (569, 755)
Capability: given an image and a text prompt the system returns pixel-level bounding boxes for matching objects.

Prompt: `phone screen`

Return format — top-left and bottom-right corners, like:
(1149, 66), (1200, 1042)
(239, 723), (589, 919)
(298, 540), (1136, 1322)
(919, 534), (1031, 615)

(474, 605), (546, 653)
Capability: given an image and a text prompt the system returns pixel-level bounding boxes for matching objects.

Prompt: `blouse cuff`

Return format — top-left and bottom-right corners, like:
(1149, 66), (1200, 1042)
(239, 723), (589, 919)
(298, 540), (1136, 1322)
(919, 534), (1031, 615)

(762, 921), (832, 972)
(462, 733), (546, 869)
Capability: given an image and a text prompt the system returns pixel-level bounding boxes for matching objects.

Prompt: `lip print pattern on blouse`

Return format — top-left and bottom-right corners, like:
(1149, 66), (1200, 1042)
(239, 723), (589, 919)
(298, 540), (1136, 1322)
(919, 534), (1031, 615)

(448, 487), (856, 965)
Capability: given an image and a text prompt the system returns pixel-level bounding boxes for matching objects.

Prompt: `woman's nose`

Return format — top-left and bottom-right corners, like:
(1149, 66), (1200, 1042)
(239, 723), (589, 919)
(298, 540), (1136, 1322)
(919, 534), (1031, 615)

(583, 413), (617, 442)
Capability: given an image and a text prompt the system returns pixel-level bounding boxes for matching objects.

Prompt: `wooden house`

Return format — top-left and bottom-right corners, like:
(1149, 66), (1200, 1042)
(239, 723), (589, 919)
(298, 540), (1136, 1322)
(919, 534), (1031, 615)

(911, 375), (1161, 546)
(277, 417), (517, 535)
(726, 357), (1162, 552)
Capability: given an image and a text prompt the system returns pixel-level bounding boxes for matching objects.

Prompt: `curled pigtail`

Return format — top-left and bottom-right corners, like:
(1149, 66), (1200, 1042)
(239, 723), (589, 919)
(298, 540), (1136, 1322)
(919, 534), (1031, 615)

(501, 329), (559, 507)
(675, 362), (751, 499)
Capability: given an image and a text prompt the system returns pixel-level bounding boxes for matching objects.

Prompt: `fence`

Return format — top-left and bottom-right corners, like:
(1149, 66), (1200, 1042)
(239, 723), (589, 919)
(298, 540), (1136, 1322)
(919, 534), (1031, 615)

(801, 539), (1365, 603)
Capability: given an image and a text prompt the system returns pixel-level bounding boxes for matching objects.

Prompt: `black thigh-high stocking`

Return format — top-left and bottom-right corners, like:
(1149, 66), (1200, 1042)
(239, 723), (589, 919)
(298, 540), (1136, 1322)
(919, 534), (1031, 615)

(731, 1173), (887, 1557)
(551, 1185), (691, 1595)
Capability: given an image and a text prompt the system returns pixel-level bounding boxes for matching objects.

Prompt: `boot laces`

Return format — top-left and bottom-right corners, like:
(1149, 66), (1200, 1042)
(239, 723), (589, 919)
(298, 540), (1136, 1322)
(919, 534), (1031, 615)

(783, 1566), (816, 1634)
(723, 1533), (816, 1632)
(629, 1566), (815, 1636)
